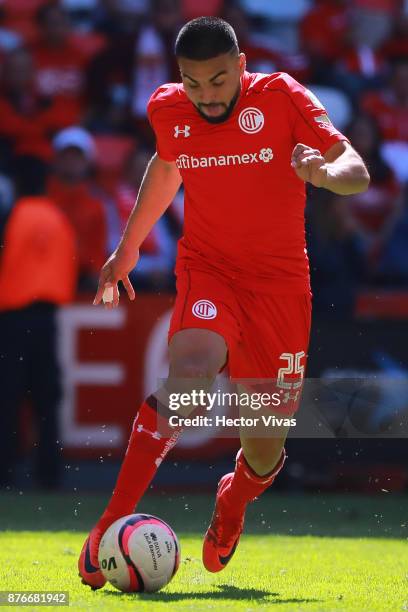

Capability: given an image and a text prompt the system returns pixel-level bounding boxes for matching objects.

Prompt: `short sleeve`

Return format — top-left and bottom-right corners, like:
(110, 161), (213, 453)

(147, 89), (176, 162)
(286, 77), (349, 154)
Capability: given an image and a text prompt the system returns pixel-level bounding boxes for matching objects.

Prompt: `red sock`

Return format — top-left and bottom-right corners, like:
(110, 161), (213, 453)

(225, 447), (286, 514)
(96, 396), (182, 534)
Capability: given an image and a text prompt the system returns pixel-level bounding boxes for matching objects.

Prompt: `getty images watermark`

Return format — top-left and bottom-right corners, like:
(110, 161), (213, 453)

(154, 376), (408, 439)
(167, 389), (297, 429)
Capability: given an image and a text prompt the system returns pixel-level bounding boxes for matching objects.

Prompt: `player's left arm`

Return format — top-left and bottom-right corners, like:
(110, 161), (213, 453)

(291, 140), (370, 196)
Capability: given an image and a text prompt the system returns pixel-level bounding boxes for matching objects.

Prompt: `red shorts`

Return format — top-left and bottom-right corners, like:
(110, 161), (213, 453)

(168, 266), (312, 415)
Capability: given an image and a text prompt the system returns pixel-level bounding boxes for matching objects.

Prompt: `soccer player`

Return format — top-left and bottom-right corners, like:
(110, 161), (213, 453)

(79, 17), (369, 588)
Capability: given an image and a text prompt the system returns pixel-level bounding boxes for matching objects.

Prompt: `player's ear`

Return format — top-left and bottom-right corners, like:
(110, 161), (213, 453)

(239, 52), (246, 75)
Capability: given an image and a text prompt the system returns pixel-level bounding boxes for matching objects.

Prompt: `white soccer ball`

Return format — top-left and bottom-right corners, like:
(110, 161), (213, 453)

(98, 513), (180, 593)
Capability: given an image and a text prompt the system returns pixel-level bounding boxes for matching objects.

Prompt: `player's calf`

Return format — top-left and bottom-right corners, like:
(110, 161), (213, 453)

(241, 434), (288, 477)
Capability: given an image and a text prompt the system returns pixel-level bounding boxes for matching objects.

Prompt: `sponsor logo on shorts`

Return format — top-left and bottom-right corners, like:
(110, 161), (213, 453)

(192, 300), (217, 320)
(238, 107), (264, 134)
(176, 147), (273, 169)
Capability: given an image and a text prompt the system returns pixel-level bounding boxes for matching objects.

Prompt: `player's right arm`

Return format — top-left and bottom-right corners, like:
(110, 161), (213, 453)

(93, 153), (182, 308)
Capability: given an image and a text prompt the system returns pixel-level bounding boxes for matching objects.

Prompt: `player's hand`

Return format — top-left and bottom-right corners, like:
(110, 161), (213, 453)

(291, 143), (328, 188)
(93, 246), (139, 309)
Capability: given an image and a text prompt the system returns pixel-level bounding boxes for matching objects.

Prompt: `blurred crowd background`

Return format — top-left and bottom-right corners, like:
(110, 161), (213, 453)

(0, 0), (407, 306)
(0, 0), (407, 491)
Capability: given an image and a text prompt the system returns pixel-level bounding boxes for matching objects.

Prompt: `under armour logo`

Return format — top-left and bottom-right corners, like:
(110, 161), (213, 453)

(174, 125), (190, 138)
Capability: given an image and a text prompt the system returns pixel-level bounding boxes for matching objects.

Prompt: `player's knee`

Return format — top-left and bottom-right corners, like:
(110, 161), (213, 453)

(169, 352), (218, 380)
(169, 329), (227, 380)
(165, 354), (218, 417)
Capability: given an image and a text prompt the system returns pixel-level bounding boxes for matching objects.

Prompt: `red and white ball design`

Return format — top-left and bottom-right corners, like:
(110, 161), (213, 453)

(98, 513), (180, 593)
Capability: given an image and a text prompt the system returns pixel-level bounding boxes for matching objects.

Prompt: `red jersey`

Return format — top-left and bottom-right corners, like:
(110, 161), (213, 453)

(147, 71), (347, 294)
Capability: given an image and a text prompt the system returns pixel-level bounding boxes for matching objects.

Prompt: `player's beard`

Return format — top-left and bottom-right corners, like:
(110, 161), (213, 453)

(196, 86), (241, 124)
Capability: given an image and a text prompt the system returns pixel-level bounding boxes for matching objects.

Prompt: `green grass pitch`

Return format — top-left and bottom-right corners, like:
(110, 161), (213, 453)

(0, 491), (407, 611)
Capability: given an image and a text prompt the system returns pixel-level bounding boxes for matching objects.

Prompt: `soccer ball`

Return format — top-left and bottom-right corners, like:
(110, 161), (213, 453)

(98, 513), (180, 593)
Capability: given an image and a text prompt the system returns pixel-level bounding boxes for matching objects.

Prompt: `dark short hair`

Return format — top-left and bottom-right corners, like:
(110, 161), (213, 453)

(175, 17), (239, 61)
